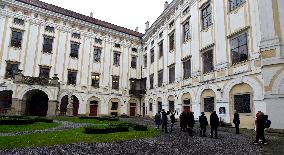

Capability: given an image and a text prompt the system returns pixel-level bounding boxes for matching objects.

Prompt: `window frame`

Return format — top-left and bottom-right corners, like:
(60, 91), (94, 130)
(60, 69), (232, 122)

(183, 20), (191, 42)
(131, 56), (137, 69)
(143, 54), (147, 68)
(158, 70), (163, 87)
(91, 73), (100, 88)
(10, 29), (23, 48)
(169, 65), (175, 84)
(230, 32), (248, 65)
(42, 35), (54, 54)
(113, 51), (121, 66)
(45, 26), (55, 33)
(158, 41), (163, 58)
(149, 74), (154, 89)
(201, 3), (212, 30)
(70, 42), (80, 59)
(67, 70), (77, 85)
(93, 47), (102, 62)
(112, 76), (120, 90)
(4, 62), (19, 79)
(183, 58), (191, 79)
(229, 0), (245, 12)
(203, 97), (215, 113)
(233, 93), (252, 114)
(202, 49), (214, 74)
(169, 32), (175, 51)
(13, 18), (24, 25)
(39, 66), (50, 79)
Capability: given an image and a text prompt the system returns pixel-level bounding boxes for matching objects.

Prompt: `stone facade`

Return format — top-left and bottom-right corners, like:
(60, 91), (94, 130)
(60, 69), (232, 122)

(0, 0), (283, 129)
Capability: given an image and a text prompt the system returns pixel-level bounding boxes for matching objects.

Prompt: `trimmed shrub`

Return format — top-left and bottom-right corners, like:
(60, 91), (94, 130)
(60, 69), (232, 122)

(0, 116), (53, 125)
(133, 124), (148, 131)
(84, 124), (129, 134)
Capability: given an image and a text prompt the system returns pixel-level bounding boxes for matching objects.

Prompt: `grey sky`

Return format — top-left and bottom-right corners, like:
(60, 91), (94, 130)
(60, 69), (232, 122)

(40, 0), (173, 33)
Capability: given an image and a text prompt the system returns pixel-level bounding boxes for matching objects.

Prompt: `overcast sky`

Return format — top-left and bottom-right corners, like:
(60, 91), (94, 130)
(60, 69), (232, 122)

(40, 0), (173, 33)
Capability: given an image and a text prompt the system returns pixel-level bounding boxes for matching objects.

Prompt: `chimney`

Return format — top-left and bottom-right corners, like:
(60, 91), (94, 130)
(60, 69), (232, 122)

(164, 1), (169, 10)
(135, 27), (139, 32)
(145, 21), (149, 32)
(90, 12), (93, 18)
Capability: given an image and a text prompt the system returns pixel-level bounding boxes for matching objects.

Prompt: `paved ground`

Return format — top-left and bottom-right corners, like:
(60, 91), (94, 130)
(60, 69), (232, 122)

(0, 118), (264, 155)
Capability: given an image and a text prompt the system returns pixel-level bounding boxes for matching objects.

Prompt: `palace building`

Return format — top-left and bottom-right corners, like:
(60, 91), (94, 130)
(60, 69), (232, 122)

(0, 0), (283, 129)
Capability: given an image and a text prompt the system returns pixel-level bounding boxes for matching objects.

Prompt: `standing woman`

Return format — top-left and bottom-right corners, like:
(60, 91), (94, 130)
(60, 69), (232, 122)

(154, 112), (162, 129)
(233, 110), (240, 134)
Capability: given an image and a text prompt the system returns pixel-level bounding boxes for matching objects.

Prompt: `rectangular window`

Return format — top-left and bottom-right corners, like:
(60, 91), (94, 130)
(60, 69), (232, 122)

(43, 36), (54, 53)
(70, 42), (80, 58)
(13, 18), (24, 25)
(150, 74), (154, 89)
(72, 33), (81, 39)
(183, 59), (191, 79)
(39, 67), (50, 79)
(159, 32), (163, 38)
(45, 26), (55, 33)
(231, 33), (248, 64)
(111, 102), (118, 110)
(5, 62), (19, 79)
(144, 54), (147, 68)
(234, 94), (251, 113)
(115, 43), (121, 48)
(94, 48), (102, 62)
(158, 102), (162, 112)
(169, 65), (175, 84)
(204, 97), (214, 112)
(169, 32), (175, 51)
(201, 4), (212, 29)
(183, 21), (190, 42)
(202, 50), (214, 74)
(67, 70), (77, 85)
(169, 101), (175, 112)
(158, 70), (163, 87)
(131, 56), (137, 69)
(112, 76), (119, 89)
(10, 30), (23, 48)
(113, 52), (120, 66)
(95, 38), (102, 45)
(229, 0), (245, 11)
(149, 103), (153, 111)
(169, 21), (174, 28)
(150, 48), (154, 63)
(159, 41), (163, 58)
(91, 73), (100, 88)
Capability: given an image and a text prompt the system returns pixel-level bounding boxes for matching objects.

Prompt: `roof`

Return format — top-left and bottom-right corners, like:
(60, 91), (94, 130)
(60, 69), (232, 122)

(16, 0), (144, 38)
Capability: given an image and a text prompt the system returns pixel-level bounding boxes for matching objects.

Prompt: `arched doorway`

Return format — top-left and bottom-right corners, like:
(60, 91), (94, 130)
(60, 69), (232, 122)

(230, 83), (254, 129)
(88, 97), (100, 116)
(129, 99), (137, 117)
(0, 91), (13, 115)
(201, 89), (216, 119)
(60, 95), (80, 116)
(24, 90), (49, 116)
(168, 95), (175, 112)
(182, 93), (191, 113)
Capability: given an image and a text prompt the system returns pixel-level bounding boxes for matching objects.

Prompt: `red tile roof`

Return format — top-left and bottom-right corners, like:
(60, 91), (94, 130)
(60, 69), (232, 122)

(16, 0), (144, 38)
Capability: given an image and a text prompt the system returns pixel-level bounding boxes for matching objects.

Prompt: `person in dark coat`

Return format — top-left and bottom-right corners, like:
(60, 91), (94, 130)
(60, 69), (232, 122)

(233, 110), (240, 134)
(210, 111), (219, 139)
(187, 112), (195, 136)
(254, 112), (268, 145)
(154, 112), (161, 129)
(199, 112), (208, 137)
(179, 112), (187, 132)
(170, 111), (176, 133)
(161, 109), (170, 133)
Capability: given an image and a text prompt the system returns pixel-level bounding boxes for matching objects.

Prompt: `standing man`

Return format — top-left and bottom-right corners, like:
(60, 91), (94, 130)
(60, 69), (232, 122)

(154, 112), (161, 129)
(170, 111), (176, 133)
(233, 110), (240, 134)
(254, 112), (268, 145)
(210, 111), (219, 139)
(187, 112), (195, 136)
(161, 109), (170, 133)
(199, 112), (208, 137)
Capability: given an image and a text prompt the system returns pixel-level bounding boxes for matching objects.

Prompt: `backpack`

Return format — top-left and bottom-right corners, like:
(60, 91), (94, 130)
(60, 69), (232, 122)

(265, 120), (271, 128)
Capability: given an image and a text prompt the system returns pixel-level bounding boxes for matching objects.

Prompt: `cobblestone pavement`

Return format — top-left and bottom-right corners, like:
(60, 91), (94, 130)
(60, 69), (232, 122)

(0, 118), (264, 155)
(0, 120), (93, 137)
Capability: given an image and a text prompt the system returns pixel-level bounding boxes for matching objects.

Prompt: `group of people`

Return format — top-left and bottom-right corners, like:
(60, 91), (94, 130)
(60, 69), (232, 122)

(154, 109), (271, 144)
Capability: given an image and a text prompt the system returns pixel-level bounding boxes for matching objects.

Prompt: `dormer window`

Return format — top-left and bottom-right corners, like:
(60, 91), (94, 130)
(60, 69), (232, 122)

(72, 33), (81, 39)
(95, 38), (102, 45)
(45, 26), (55, 33)
(169, 20), (174, 28)
(13, 18), (24, 25)
(115, 43), (121, 48)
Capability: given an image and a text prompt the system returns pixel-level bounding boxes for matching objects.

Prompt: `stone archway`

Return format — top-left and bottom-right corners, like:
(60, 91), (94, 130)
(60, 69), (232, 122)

(60, 95), (80, 116)
(0, 90), (13, 115)
(229, 83), (254, 129)
(24, 90), (49, 116)
(181, 93), (191, 113)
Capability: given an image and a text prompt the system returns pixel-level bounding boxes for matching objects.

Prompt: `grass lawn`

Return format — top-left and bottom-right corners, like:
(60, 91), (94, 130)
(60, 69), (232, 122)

(0, 117), (160, 150)
(0, 127), (159, 150)
(0, 122), (59, 133)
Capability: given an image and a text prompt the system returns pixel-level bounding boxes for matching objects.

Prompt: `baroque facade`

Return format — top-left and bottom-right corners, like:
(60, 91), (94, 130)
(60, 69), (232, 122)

(0, 0), (284, 129)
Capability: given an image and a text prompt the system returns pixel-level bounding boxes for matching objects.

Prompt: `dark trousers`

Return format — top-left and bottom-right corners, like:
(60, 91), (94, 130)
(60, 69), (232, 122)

(255, 128), (266, 142)
(162, 122), (168, 133)
(170, 122), (174, 133)
(211, 127), (218, 138)
(188, 127), (193, 136)
(200, 127), (206, 136)
(235, 124), (240, 134)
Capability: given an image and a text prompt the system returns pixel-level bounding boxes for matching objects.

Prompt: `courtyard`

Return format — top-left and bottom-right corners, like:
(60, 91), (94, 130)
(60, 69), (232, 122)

(0, 117), (283, 155)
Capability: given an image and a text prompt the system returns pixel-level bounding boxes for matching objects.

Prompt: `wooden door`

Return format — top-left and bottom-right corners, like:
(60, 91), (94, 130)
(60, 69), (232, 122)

(90, 105), (98, 116)
(130, 103), (136, 117)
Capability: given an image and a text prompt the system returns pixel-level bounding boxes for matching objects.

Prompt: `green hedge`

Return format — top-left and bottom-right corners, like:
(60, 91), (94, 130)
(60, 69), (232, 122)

(0, 116), (53, 125)
(133, 124), (148, 131)
(79, 116), (119, 121)
(84, 124), (129, 134)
